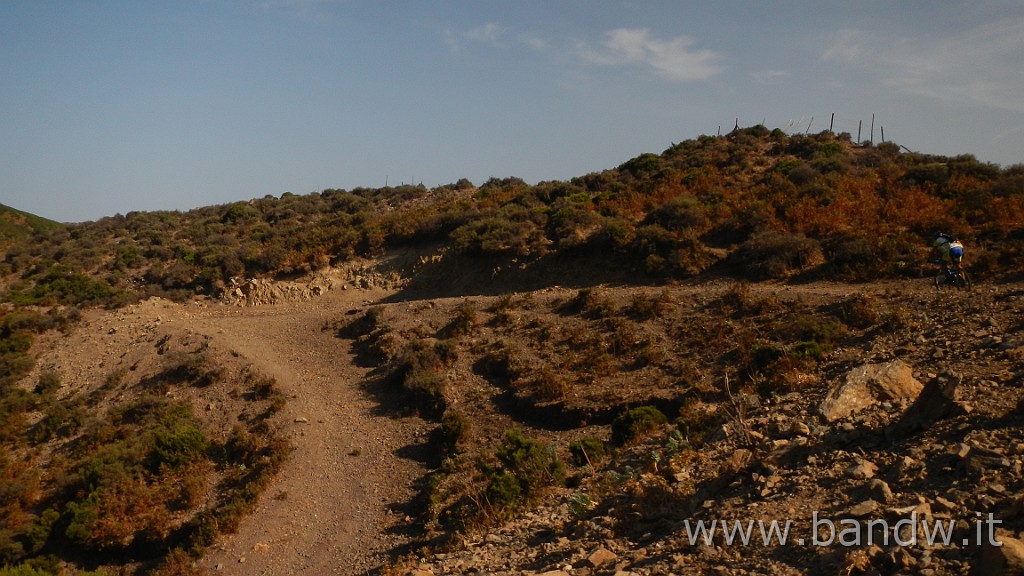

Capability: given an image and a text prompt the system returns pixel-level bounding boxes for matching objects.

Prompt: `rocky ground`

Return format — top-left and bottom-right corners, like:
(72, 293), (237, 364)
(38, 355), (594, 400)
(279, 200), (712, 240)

(24, 264), (1024, 575)
(373, 280), (1024, 576)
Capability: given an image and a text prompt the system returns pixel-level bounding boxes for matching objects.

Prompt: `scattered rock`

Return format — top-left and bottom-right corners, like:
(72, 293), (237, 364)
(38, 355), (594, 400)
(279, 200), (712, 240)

(867, 479), (894, 503)
(584, 547), (617, 568)
(848, 499), (880, 517)
(845, 458), (878, 480)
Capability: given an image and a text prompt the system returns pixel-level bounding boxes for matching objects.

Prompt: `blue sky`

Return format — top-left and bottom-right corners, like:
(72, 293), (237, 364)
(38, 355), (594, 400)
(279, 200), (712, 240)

(3, 1), (1023, 223)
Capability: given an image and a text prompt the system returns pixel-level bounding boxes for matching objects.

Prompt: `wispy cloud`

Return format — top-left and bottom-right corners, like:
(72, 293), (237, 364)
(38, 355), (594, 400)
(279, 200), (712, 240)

(465, 22), (505, 46)
(823, 19), (1024, 112)
(581, 28), (722, 82)
(445, 22), (549, 53)
(522, 34), (547, 52)
(750, 69), (791, 85)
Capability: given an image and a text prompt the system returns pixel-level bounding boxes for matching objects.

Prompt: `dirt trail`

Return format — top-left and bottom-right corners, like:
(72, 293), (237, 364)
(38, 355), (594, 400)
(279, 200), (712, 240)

(186, 287), (430, 575)
(176, 278), (939, 575)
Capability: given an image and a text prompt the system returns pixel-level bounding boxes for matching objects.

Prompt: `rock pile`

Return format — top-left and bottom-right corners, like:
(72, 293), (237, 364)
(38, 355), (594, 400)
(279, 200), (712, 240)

(220, 261), (405, 306)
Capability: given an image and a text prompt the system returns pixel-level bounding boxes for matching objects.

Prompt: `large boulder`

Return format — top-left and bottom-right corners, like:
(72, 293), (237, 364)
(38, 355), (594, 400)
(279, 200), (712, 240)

(818, 360), (923, 422)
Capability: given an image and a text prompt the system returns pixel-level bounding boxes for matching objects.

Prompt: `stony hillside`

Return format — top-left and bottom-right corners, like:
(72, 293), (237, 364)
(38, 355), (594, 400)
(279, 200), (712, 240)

(335, 274), (1024, 576)
(8, 262), (1024, 576)
(2, 127), (1024, 575)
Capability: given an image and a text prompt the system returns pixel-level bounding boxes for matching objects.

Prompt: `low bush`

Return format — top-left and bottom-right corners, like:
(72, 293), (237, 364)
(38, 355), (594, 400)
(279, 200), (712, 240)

(568, 437), (606, 467)
(735, 232), (823, 279)
(628, 290), (672, 320)
(492, 428), (565, 504)
(441, 301), (478, 338)
(836, 293), (881, 328)
(611, 406), (668, 446)
(436, 410), (470, 456)
(392, 339), (456, 416)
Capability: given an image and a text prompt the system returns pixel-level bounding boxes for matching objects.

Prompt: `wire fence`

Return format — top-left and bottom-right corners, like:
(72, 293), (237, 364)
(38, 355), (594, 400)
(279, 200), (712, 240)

(719, 113), (893, 146)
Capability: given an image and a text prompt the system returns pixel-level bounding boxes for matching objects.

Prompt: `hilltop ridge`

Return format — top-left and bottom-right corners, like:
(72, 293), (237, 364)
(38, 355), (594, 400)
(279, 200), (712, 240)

(0, 203), (62, 245)
(2, 126), (1023, 308)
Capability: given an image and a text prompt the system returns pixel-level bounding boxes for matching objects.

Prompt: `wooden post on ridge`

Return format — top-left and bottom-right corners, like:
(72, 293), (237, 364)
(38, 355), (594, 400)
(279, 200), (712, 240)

(830, 113), (835, 133)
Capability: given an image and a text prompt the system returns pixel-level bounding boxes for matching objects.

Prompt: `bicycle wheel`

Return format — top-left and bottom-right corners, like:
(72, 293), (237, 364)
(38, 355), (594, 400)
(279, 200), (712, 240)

(962, 270), (972, 290)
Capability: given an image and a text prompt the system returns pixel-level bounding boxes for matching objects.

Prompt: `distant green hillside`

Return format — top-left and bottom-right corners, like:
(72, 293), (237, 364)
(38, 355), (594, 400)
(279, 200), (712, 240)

(0, 203), (63, 242)
(3, 126), (1024, 307)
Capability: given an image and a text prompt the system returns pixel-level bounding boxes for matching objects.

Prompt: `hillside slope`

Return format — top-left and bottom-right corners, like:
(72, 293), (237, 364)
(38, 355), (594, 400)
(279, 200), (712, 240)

(19, 270), (1019, 573)
(0, 203), (61, 244)
(3, 128), (1024, 575)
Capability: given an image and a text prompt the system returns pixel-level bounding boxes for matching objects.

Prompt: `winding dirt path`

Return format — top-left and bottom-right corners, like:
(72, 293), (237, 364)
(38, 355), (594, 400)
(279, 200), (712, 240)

(185, 287), (431, 575)
(109, 277), (940, 574)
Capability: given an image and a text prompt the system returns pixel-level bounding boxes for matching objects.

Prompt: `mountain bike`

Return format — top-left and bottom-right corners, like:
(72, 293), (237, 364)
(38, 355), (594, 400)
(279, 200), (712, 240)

(929, 260), (972, 290)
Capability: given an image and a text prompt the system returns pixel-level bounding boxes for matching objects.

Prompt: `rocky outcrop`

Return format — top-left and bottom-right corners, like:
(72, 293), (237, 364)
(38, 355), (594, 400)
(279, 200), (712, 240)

(221, 262), (405, 306)
(818, 360), (924, 422)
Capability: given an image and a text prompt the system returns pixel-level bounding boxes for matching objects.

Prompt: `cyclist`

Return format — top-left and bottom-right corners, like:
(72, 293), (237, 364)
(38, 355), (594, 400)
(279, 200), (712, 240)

(930, 232), (965, 282)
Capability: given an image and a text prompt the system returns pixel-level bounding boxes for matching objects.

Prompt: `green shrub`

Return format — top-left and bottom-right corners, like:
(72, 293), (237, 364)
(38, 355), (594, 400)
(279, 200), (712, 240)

(484, 471), (521, 510)
(792, 340), (827, 360)
(451, 214), (548, 257)
(788, 314), (846, 346)
(6, 265), (124, 307)
(612, 406), (668, 445)
(33, 371), (61, 396)
(568, 437), (606, 466)
(437, 410), (470, 455)
(494, 428), (565, 502)
(32, 397), (86, 441)
(0, 565), (53, 576)
(151, 426), (208, 470)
